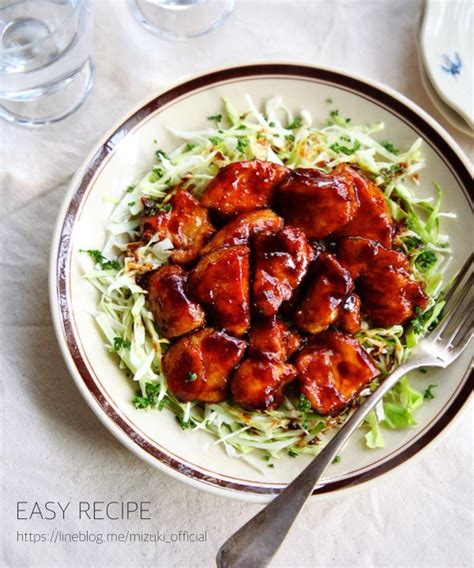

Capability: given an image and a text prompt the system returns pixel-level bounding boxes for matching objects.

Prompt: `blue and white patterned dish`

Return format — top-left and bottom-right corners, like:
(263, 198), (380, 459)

(419, 54), (474, 137)
(420, 0), (473, 132)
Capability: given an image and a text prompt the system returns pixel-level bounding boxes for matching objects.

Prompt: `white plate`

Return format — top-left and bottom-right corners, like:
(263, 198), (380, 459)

(420, 0), (474, 131)
(50, 63), (473, 502)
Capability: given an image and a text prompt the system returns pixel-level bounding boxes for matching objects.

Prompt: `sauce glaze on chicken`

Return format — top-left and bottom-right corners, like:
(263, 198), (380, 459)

(141, 160), (427, 415)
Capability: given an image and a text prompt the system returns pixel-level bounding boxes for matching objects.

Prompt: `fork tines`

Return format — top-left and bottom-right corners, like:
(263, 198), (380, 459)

(433, 255), (474, 352)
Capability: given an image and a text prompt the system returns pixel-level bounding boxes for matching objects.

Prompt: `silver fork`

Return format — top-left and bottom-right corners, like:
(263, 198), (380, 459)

(217, 255), (473, 568)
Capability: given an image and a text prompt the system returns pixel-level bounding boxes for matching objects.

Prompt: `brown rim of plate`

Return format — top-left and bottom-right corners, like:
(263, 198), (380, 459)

(54, 63), (474, 497)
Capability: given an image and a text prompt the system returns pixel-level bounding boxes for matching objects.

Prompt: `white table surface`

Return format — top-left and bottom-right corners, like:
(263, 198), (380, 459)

(1, 1), (473, 567)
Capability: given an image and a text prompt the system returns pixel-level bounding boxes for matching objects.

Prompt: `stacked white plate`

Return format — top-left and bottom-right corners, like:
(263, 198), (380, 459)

(420, 0), (473, 136)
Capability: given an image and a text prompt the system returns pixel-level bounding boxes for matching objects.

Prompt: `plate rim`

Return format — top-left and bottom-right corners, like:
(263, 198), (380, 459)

(49, 61), (474, 503)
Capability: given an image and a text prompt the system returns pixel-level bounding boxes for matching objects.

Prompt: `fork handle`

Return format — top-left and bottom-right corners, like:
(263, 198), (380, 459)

(216, 357), (429, 568)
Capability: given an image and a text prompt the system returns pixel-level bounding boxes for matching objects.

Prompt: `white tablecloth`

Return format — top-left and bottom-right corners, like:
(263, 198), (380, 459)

(1, 1), (473, 567)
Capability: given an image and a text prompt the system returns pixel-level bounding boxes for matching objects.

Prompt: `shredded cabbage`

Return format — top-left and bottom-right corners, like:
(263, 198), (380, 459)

(81, 96), (452, 471)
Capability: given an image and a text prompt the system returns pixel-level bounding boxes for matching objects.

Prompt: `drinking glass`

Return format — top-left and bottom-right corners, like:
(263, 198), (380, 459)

(129, 0), (235, 41)
(0, 0), (94, 126)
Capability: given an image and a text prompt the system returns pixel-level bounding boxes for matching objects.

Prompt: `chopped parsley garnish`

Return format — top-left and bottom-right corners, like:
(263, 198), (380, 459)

(298, 394), (312, 429)
(268, 121), (276, 127)
(127, 201), (135, 207)
(81, 249), (105, 264)
(411, 304), (441, 336)
(126, 185), (135, 193)
(209, 137), (222, 145)
(298, 394), (311, 413)
(416, 250), (437, 272)
(185, 143), (196, 152)
(236, 138), (249, 153)
(381, 141), (400, 155)
(285, 134), (295, 142)
(404, 236), (423, 251)
(111, 337), (131, 352)
(237, 124), (246, 130)
(155, 149), (169, 160)
(423, 384), (437, 400)
(327, 109), (351, 125)
(132, 394), (149, 409)
(132, 383), (165, 410)
(288, 448), (298, 458)
(81, 249), (121, 271)
(411, 306), (425, 334)
(287, 116), (302, 129)
(330, 140), (361, 155)
(419, 368), (428, 374)
(142, 198), (172, 215)
(381, 164), (403, 176)
(332, 455), (342, 463)
(207, 113), (222, 122)
(325, 97), (333, 104)
(380, 164), (404, 184)
(152, 167), (163, 176)
(145, 382), (160, 399)
(267, 463), (275, 468)
(262, 455), (271, 461)
(185, 372), (198, 383)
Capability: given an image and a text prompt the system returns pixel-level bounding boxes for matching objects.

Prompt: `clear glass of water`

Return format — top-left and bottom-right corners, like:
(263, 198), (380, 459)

(129, 0), (235, 41)
(0, 0), (94, 126)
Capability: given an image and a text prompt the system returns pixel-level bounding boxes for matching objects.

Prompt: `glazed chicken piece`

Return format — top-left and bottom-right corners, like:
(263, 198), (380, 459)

(252, 226), (313, 317)
(337, 237), (428, 326)
(140, 190), (215, 265)
(144, 265), (205, 339)
(163, 328), (246, 403)
(201, 160), (290, 218)
(249, 317), (302, 361)
(295, 331), (380, 415)
(277, 168), (359, 239)
(200, 209), (284, 256)
(338, 294), (362, 335)
(190, 245), (250, 336)
(294, 253), (355, 334)
(231, 355), (297, 410)
(331, 164), (393, 247)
